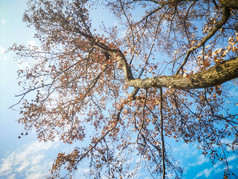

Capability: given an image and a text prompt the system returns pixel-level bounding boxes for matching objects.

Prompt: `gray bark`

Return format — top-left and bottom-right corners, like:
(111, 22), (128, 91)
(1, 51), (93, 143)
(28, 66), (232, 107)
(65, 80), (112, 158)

(125, 57), (238, 89)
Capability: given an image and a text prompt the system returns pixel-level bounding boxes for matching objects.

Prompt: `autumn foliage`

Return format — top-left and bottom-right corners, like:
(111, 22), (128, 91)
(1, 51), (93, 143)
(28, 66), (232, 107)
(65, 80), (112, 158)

(11, 0), (238, 178)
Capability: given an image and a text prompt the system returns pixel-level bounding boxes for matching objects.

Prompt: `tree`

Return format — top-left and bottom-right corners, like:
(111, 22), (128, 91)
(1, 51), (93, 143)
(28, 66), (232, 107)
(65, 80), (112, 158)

(11, 0), (238, 178)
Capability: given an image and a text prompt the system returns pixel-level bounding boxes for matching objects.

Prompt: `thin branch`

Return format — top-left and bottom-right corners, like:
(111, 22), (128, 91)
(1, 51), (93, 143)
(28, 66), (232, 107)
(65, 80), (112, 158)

(159, 87), (166, 179)
(175, 6), (231, 74)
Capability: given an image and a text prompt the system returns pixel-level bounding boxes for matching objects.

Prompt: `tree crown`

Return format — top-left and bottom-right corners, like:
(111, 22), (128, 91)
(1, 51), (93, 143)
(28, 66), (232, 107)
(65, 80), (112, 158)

(12, 0), (238, 178)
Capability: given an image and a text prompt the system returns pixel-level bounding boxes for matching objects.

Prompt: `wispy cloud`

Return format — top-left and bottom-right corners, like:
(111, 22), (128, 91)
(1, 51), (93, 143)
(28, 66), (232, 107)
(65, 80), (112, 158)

(8, 174), (16, 179)
(220, 138), (238, 151)
(1, 18), (6, 24)
(27, 40), (37, 47)
(227, 154), (237, 162)
(0, 140), (59, 179)
(195, 168), (213, 178)
(229, 87), (238, 98)
(189, 154), (209, 167)
(0, 46), (7, 61)
(27, 40), (39, 50)
(18, 60), (30, 70)
(172, 142), (198, 158)
(194, 154), (237, 178)
(74, 168), (90, 178)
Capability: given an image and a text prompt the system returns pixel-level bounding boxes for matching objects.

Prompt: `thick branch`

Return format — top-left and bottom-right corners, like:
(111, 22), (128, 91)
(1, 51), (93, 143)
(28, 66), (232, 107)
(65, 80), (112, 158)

(218, 0), (238, 9)
(126, 57), (238, 89)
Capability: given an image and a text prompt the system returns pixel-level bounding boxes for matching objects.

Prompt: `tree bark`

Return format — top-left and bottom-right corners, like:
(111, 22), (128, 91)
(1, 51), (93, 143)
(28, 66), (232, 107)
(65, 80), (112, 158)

(218, 0), (238, 9)
(126, 57), (238, 89)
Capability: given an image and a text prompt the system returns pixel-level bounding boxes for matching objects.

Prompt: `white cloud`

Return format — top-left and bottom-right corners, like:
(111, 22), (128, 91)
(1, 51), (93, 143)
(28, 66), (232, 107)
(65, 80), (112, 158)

(74, 168), (90, 178)
(8, 173), (16, 179)
(0, 152), (14, 175)
(0, 140), (59, 178)
(189, 154), (209, 167)
(214, 166), (229, 174)
(0, 46), (6, 54)
(227, 154), (237, 162)
(1, 18), (6, 24)
(195, 168), (213, 178)
(220, 138), (238, 151)
(194, 155), (237, 178)
(18, 60), (30, 70)
(204, 168), (213, 177)
(27, 40), (37, 47)
(0, 46), (7, 61)
(203, 168), (213, 177)
(26, 172), (46, 179)
(172, 142), (198, 158)
(27, 40), (39, 50)
(213, 161), (222, 169)
(229, 87), (238, 97)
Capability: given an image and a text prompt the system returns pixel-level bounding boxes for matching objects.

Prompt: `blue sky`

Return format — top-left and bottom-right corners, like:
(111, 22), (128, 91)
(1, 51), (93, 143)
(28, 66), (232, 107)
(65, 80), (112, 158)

(0, 1), (238, 178)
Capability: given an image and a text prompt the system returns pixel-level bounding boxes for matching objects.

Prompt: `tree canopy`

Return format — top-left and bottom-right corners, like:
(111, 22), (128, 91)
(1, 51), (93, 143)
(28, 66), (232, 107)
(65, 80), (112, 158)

(12, 0), (238, 178)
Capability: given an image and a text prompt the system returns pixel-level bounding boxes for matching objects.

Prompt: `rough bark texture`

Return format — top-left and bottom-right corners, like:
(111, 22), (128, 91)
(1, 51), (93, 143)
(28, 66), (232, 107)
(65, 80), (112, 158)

(218, 0), (238, 9)
(125, 57), (238, 89)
